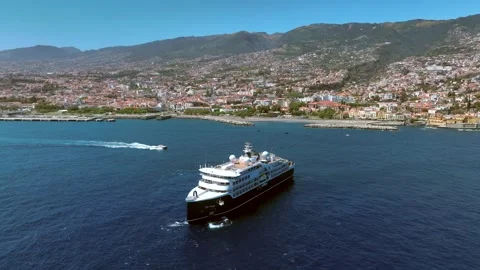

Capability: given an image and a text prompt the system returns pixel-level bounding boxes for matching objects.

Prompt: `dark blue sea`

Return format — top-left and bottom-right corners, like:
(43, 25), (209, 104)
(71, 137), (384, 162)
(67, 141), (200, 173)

(1, 120), (479, 269)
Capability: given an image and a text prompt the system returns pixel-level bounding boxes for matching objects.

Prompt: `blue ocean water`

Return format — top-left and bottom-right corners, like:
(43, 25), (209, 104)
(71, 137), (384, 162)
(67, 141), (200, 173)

(0, 120), (479, 269)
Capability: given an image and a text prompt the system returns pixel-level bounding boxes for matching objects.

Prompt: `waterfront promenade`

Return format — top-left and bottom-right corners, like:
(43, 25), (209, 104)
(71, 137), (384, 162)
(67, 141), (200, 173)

(170, 115), (254, 126)
(304, 123), (398, 131)
(0, 113), (406, 128)
(0, 116), (97, 122)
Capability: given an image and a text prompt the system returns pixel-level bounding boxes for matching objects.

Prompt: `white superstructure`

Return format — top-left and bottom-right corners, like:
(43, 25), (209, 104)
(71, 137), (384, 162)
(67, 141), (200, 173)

(185, 142), (295, 202)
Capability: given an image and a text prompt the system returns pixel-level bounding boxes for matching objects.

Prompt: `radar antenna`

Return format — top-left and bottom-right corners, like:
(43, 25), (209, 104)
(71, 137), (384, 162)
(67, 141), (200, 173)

(243, 142), (253, 154)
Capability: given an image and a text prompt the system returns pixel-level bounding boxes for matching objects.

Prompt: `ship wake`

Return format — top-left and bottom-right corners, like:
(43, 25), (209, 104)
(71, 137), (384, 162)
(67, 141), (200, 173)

(0, 137), (166, 151)
(70, 140), (166, 151)
(167, 221), (189, 227)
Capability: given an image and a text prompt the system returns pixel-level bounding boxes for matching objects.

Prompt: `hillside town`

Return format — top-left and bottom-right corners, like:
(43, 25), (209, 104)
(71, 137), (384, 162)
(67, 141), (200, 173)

(1, 49), (480, 127)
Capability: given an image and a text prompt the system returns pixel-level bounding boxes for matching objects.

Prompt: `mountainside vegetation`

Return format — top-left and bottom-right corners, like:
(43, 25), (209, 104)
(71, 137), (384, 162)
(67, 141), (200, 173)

(1, 14), (479, 79)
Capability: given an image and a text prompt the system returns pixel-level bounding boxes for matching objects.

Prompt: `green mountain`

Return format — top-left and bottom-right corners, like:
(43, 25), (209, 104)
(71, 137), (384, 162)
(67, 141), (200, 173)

(1, 14), (479, 74)
(0, 45), (81, 61)
(276, 14), (480, 81)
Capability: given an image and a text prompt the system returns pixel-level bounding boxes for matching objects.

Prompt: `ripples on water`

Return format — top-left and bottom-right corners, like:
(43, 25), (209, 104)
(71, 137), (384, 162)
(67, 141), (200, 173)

(0, 120), (479, 269)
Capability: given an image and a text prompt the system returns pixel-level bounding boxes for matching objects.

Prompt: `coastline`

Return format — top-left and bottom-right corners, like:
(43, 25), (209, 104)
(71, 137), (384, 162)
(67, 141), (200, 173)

(0, 113), (405, 127)
(305, 123), (398, 131)
(169, 115), (406, 129)
(170, 115), (254, 126)
(4, 113), (480, 131)
(245, 117), (405, 125)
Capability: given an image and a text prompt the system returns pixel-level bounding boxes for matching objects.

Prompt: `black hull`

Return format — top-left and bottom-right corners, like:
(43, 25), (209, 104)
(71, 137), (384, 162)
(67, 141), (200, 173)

(186, 168), (294, 224)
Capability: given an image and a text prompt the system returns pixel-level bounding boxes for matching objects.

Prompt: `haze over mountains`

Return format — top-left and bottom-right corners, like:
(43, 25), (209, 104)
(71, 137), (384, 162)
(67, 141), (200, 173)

(1, 14), (480, 72)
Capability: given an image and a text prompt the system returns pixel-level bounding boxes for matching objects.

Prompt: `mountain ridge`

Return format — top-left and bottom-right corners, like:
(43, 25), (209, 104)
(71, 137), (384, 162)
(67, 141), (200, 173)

(1, 14), (479, 73)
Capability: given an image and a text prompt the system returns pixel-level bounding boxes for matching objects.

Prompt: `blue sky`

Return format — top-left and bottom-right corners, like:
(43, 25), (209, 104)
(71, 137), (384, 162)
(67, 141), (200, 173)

(1, 0), (479, 51)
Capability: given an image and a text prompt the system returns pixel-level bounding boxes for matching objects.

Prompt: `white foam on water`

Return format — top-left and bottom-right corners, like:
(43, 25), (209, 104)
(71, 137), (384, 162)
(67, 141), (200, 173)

(167, 221), (188, 228)
(0, 137), (166, 151)
(458, 129), (480, 132)
(208, 217), (232, 230)
(71, 141), (166, 151)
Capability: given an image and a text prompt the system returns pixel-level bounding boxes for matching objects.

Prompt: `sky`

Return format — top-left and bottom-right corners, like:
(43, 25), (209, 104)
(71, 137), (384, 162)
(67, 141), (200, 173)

(1, 0), (479, 51)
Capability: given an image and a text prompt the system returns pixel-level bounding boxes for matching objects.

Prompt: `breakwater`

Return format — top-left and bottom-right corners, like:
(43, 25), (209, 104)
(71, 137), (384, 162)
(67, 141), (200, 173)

(171, 115), (254, 126)
(304, 123), (398, 131)
(368, 121), (406, 126)
(156, 115), (172, 120)
(0, 116), (97, 122)
(97, 114), (159, 120)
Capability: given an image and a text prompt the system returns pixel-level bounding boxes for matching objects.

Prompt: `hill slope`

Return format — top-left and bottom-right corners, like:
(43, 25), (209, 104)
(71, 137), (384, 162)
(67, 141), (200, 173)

(0, 45), (81, 61)
(0, 14), (479, 74)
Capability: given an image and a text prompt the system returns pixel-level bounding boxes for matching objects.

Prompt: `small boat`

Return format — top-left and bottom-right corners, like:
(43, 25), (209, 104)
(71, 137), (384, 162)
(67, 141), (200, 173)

(158, 145), (168, 150)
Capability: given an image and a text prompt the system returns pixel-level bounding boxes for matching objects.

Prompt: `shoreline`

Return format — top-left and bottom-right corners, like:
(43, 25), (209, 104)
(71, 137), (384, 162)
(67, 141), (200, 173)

(170, 115), (254, 126)
(9, 113), (480, 131)
(245, 117), (405, 126)
(0, 113), (405, 126)
(305, 123), (398, 131)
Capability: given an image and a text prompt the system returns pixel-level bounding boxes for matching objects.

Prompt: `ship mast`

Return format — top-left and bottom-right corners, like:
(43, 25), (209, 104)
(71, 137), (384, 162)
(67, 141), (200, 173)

(243, 142), (253, 158)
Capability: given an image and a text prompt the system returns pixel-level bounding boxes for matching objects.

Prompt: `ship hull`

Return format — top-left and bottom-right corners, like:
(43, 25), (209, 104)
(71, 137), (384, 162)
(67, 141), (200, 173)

(186, 168), (294, 224)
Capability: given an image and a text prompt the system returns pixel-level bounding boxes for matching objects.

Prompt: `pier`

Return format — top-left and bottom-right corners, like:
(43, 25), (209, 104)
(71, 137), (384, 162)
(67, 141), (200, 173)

(304, 123), (398, 131)
(0, 116), (119, 122)
(368, 121), (406, 126)
(0, 116), (98, 122)
(98, 114), (159, 120)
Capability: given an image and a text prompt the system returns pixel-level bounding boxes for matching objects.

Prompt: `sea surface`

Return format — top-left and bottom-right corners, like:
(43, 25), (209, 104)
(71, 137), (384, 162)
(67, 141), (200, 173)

(0, 120), (479, 269)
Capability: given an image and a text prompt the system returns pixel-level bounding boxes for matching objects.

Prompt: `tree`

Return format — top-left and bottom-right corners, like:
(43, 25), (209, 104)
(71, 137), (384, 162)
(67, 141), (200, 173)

(42, 82), (59, 92)
(473, 102), (480, 111)
(313, 108), (336, 119)
(371, 95), (380, 102)
(234, 107), (256, 118)
(129, 81), (138, 90)
(270, 104), (281, 112)
(184, 108), (210, 115)
(286, 91), (304, 99)
(399, 91), (408, 103)
(288, 101), (306, 115)
(465, 96), (472, 110)
(256, 106), (270, 114)
(35, 102), (63, 113)
(401, 68), (409, 76)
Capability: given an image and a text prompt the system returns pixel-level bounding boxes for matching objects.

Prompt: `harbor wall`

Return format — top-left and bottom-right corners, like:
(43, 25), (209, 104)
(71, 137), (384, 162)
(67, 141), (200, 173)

(170, 115), (254, 126)
(304, 123), (398, 131)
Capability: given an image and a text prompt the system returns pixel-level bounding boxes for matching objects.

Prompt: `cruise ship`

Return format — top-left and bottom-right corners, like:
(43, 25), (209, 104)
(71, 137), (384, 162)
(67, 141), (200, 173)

(185, 143), (295, 223)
